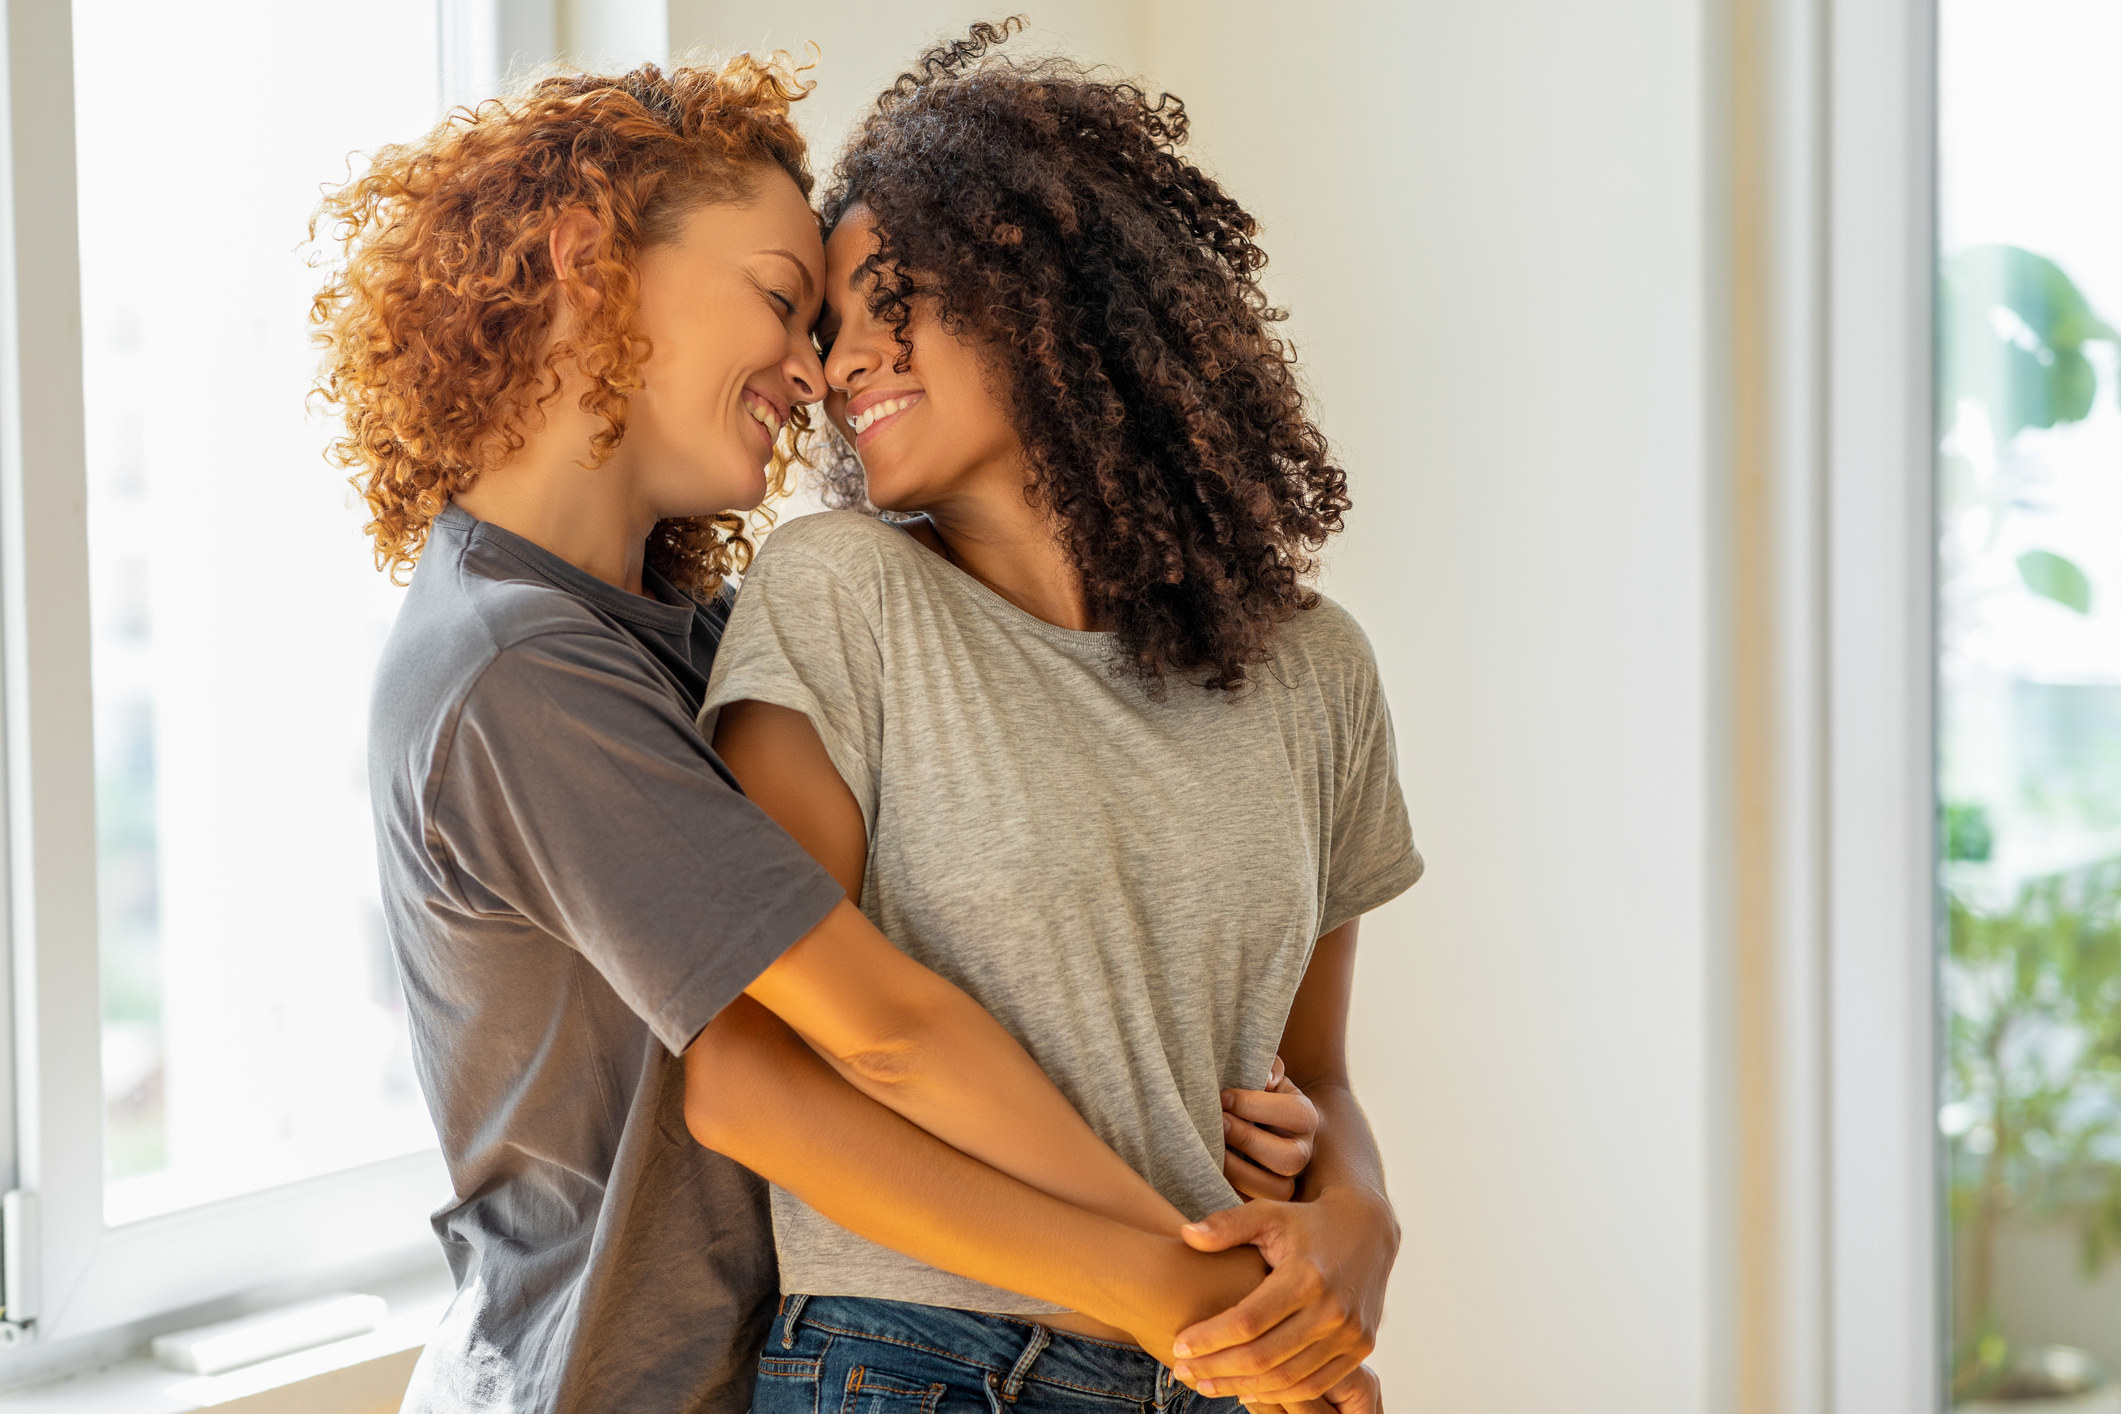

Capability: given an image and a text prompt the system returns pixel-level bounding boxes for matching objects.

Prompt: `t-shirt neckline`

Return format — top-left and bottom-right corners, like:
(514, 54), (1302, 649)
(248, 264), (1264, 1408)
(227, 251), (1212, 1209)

(885, 516), (1113, 649)
(439, 501), (699, 637)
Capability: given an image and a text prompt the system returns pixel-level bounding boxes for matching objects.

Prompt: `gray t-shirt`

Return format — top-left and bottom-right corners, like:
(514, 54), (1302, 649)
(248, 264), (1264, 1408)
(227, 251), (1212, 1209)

(700, 511), (1422, 1315)
(370, 503), (845, 1414)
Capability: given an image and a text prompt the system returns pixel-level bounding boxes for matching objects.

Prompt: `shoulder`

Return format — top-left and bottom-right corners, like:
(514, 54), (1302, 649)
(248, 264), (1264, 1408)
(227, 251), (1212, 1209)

(1275, 591), (1382, 680)
(375, 552), (660, 751)
(740, 511), (916, 611)
(755, 510), (915, 571)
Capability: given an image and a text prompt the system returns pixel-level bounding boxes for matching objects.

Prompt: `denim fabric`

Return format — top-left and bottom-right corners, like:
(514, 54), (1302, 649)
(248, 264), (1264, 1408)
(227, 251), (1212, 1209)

(751, 1295), (1249, 1414)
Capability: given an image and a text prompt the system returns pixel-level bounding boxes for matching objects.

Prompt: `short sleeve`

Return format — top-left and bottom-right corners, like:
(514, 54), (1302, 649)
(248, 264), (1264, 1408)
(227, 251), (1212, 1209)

(1319, 675), (1424, 937)
(698, 539), (887, 839)
(432, 630), (844, 1054)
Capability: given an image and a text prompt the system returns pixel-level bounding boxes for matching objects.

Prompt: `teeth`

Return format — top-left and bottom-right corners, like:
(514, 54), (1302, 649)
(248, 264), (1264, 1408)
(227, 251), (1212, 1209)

(851, 394), (919, 436)
(744, 395), (781, 438)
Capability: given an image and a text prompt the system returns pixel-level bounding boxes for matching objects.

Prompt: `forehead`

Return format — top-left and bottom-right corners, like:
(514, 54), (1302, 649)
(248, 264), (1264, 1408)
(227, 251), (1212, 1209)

(667, 173), (824, 267)
(823, 209), (883, 295)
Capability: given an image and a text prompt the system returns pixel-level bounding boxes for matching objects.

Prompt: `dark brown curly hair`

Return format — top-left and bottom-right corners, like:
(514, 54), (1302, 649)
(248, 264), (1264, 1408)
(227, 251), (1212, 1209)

(819, 20), (1349, 691)
(311, 55), (816, 598)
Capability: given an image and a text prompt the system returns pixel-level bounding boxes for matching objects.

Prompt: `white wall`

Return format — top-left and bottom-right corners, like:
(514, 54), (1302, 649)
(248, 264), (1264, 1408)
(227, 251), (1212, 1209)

(670, 5), (1723, 1410)
(1141, 6), (1716, 1410)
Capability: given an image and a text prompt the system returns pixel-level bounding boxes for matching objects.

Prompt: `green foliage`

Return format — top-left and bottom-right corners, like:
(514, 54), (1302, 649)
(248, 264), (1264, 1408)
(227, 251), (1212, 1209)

(2018, 548), (2095, 613)
(1943, 243), (2119, 441)
(1938, 243), (2113, 635)
(1946, 801), (1995, 863)
(1948, 858), (2121, 1395)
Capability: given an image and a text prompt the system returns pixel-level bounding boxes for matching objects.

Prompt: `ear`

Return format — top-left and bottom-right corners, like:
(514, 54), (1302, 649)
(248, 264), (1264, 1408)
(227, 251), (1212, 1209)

(547, 207), (605, 307)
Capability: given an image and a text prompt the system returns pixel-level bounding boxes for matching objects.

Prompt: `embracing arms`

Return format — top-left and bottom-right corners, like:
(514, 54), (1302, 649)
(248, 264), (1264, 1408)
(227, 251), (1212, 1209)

(710, 699), (1188, 1240)
(1173, 921), (1399, 1407)
(699, 697), (1395, 1404)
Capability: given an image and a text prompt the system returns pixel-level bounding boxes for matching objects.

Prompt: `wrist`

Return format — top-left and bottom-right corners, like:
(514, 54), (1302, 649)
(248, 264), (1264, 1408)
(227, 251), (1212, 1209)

(1310, 1180), (1401, 1258)
(1089, 1230), (1264, 1352)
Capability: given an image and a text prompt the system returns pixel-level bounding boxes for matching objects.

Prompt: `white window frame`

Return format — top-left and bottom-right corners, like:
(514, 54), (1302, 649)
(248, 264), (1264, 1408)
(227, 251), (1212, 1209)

(1744, 0), (1941, 1407)
(0, 0), (458, 1380)
(1821, 0), (1941, 1405)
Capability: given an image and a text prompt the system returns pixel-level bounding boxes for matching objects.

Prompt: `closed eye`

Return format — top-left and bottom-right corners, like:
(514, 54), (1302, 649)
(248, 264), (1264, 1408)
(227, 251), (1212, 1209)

(771, 290), (797, 317)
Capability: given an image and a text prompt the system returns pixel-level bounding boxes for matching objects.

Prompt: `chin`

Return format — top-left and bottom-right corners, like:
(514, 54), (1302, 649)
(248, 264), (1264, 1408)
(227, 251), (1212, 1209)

(857, 462), (923, 514)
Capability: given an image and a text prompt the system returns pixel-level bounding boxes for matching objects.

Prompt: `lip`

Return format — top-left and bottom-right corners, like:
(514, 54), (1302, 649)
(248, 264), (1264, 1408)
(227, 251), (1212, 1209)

(843, 388), (924, 449)
(740, 387), (788, 451)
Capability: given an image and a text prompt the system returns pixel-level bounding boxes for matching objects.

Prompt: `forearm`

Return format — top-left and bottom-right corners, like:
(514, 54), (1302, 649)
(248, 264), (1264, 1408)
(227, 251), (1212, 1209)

(748, 902), (1187, 1236)
(686, 998), (1254, 1348)
(1296, 1080), (1398, 1248)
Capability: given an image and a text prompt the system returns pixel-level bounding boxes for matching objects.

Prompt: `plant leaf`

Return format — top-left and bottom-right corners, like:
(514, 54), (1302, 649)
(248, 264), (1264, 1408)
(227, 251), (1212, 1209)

(2018, 549), (2093, 613)
(1942, 244), (2118, 440)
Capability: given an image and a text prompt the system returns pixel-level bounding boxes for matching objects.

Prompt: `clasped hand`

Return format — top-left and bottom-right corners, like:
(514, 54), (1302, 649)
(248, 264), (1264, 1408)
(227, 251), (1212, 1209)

(1186, 1060), (1393, 1414)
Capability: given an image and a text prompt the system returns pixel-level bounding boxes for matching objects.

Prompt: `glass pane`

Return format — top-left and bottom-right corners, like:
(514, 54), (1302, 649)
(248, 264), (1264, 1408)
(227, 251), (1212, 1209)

(79, 0), (442, 1224)
(1939, 2), (2121, 1401)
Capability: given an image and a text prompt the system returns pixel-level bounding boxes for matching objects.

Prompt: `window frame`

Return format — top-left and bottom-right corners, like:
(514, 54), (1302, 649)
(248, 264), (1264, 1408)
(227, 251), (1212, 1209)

(0, 0), (455, 1377)
(1749, 0), (1942, 1405)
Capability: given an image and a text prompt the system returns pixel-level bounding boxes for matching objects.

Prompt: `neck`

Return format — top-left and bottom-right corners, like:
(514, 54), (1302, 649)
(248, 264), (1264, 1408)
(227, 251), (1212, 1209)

(916, 469), (1093, 632)
(452, 393), (656, 595)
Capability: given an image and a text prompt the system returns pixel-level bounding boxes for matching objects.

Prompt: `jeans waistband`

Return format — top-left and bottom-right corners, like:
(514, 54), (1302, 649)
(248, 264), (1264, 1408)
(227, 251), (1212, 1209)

(778, 1294), (1185, 1406)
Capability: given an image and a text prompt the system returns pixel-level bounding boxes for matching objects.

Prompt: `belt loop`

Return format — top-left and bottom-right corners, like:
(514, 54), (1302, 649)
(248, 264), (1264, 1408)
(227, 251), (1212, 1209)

(1154, 1364), (1181, 1411)
(998, 1324), (1052, 1401)
(778, 1294), (811, 1350)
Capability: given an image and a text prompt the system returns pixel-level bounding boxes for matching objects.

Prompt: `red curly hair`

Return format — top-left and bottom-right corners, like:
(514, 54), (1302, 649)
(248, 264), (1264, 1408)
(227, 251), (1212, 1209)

(311, 55), (815, 597)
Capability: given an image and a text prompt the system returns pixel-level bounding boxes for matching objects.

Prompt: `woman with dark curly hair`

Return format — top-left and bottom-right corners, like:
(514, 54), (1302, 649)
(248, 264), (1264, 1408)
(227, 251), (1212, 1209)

(705, 23), (1418, 1414)
(320, 53), (1299, 1414)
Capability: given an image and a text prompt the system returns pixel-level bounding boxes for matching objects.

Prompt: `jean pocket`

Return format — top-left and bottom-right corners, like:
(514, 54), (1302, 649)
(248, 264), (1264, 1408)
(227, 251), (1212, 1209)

(760, 1353), (825, 1381)
(838, 1364), (947, 1414)
(753, 1338), (831, 1414)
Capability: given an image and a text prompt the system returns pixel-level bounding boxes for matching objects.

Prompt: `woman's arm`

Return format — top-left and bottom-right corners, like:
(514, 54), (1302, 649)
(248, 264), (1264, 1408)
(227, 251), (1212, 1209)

(684, 995), (1259, 1359)
(711, 698), (1188, 1239)
(1169, 920), (1400, 1404)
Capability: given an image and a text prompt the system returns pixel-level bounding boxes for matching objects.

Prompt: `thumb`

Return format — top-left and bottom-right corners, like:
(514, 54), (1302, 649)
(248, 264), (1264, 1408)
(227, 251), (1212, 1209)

(1182, 1201), (1275, 1252)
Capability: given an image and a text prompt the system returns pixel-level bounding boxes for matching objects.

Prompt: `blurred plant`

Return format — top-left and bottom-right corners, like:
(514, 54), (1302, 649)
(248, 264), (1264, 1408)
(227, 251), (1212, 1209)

(1940, 243), (2119, 617)
(1946, 853), (2121, 1400)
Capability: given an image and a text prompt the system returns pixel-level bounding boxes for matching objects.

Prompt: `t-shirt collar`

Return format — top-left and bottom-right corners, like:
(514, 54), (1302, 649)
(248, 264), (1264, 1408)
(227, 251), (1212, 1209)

(438, 501), (700, 635)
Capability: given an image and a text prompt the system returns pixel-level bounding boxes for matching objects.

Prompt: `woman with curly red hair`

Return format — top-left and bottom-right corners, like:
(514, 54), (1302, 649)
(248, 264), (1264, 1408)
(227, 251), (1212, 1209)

(707, 23), (1416, 1414)
(317, 54), (1296, 1414)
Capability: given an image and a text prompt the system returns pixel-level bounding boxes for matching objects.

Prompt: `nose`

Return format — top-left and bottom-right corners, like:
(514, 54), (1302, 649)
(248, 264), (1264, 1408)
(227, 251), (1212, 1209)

(784, 335), (825, 405)
(825, 333), (873, 397)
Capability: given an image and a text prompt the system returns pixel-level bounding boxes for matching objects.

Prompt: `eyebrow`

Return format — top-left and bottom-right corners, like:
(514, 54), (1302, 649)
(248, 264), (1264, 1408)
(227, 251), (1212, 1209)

(759, 247), (815, 300)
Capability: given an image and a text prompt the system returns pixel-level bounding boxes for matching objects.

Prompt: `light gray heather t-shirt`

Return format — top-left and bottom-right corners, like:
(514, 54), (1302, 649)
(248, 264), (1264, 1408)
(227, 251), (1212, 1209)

(370, 503), (845, 1414)
(700, 511), (1422, 1315)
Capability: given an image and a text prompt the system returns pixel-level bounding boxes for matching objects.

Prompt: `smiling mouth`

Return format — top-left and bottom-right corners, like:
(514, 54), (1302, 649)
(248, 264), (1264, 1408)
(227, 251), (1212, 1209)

(848, 392), (923, 445)
(742, 389), (785, 441)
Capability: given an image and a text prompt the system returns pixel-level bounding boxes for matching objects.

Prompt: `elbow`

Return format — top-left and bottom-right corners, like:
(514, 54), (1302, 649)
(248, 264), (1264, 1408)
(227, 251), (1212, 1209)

(829, 1032), (927, 1090)
(683, 1080), (742, 1155)
(681, 1012), (770, 1158)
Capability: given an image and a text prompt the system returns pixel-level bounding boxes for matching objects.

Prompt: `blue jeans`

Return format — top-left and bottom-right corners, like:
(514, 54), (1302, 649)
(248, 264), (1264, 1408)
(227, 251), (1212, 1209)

(751, 1295), (1247, 1414)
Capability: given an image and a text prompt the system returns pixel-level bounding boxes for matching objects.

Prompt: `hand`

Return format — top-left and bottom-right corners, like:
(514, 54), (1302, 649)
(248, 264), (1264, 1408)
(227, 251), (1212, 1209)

(1322, 1365), (1383, 1414)
(1221, 1056), (1320, 1202)
(1167, 1187), (1398, 1402)
(1109, 1236), (1268, 1370)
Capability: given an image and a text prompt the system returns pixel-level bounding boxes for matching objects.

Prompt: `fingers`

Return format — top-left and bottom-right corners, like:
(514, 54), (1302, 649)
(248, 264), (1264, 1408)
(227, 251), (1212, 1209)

(1171, 1258), (1309, 1358)
(1222, 1086), (1320, 1138)
(1180, 1199), (1278, 1254)
(1216, 1351), (1367, 1405)
(1323, 1367), (1383, 1414)
(1224, 1111), (1314, 1178)
(1268, 1055), (1286, 1088)
(1224, 1148), (1299, 1202)
(1176, 1276), (1348, 1384)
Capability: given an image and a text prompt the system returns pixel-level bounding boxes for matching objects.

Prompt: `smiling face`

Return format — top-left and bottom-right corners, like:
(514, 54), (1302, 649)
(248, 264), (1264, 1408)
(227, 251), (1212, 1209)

(618, 168), (826, 519)
(816, 206), (1024, 514)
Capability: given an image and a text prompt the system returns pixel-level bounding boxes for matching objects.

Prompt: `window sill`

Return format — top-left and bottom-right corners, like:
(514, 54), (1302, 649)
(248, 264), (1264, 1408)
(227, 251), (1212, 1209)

(1, 1271), (450, 1414)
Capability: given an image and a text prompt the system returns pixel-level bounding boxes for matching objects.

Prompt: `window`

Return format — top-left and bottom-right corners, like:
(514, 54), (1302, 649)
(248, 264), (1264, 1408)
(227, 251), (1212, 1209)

(1936, 1), (2121, 1402)
(79, 0), (441, 1231)
(0, 0), (481, 1368)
